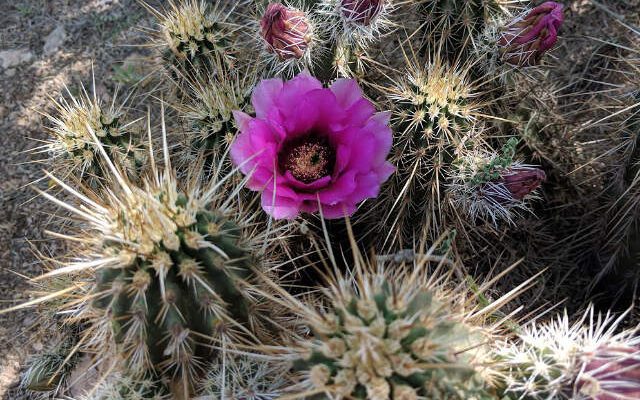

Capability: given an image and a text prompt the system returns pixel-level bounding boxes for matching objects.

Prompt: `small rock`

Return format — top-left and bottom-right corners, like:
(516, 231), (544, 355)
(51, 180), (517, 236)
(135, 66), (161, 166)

(4, 68), (15, 78)
(43, 25), (67, 56)
(32, 341), (43, 352)
(0, 49), (34, 69)
(22, 315), (35, 327)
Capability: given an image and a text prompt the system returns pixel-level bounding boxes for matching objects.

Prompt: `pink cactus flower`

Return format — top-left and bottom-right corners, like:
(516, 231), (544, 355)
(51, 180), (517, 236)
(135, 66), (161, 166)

(498, 1), (565, 67)
(341, 0), (385, 26)
(260, 3), (312, 60)
(578, 345), (640, 399)
(230, 72), (394, 219)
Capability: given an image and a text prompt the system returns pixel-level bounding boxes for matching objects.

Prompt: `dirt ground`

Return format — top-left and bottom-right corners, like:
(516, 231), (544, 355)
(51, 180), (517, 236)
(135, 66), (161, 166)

(0, 1), (159, 398)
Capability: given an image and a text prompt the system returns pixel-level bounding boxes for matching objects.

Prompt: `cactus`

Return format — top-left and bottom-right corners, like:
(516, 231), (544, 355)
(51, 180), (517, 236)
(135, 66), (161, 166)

(374, 53), (481, 246)
(494, 307), (640, 399)
(287, 248), (500, 399)
(416, 0), (526, 56)
(146, 0), (237, 78)
(170, 58), (254, 168)
(317, 0), (394, 77)
(39, 82), (146, 184)
(77, 373), (170, 400)
(31, 127), (288, 397)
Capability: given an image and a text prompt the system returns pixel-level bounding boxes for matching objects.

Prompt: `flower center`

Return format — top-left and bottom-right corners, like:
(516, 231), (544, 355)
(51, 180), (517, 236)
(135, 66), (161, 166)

(280, 136), (335, 183)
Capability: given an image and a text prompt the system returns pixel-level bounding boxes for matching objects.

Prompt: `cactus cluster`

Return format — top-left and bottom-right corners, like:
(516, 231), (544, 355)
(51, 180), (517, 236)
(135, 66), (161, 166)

(6, 0), (640, 399)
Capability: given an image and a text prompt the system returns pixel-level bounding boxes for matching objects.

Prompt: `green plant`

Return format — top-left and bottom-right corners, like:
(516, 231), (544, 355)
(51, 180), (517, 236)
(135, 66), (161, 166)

(29, 128), (289, 397)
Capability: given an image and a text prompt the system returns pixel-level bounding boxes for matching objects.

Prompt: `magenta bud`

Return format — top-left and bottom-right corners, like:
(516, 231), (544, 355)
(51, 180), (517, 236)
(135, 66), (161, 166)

(260, 3), (312, 60)
(578, 345), (640, 399)
(500, 166), (546, 201)
(498, 1), (564, 67)
(341, 0), (385, 26)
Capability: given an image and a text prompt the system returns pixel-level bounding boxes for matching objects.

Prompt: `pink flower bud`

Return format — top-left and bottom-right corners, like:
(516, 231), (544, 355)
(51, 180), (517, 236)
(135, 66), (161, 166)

(341, 0), (385, 26)
(500, 166), (546, 201)
(260, 3), (312, 60)
(498, 1), (564, 67)
(578, 345), (640, 399)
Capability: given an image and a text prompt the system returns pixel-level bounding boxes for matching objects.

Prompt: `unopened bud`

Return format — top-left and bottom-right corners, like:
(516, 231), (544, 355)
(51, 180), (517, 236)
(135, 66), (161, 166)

(260, 3), (312, 60)
(500, 166), (546, 201)
(578, 345), (640, 399)
(498, 2), (564, 67)
(341, 0), (385, 26)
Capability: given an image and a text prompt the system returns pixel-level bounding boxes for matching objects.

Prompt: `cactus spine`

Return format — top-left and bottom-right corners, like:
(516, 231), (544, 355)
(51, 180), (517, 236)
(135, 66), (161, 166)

(20, 330), (80, 393)
(199, 354), (294, 398)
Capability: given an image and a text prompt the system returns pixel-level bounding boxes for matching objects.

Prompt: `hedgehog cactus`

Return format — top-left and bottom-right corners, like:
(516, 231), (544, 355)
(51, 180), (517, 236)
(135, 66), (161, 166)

(90, 195), (264, 384)
(173, 63), (253, 166)
(41, 84), (146, 183)
(417, 0), (524, 55)
(377, 55), (478, 245)
(494, 335), (574, 399)
(318, 0), (392, 77)
(494, 307), (640, 400)
(78, 373), (170, 400)
(289, 253), (497, 399)
(32, 132), (288, 396)
(20, 329), (80, 393)
(152, 0), (235, 75)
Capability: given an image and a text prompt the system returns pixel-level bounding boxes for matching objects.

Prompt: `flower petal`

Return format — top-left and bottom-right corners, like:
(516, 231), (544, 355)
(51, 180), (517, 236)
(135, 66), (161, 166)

(318, 170), (357, 204)
(330, 78), (364, 109)
(252, 78), (284, 119)
(283, 171), (332, 191)
(278, 71), (323, 108)
(261, 188), (301, 219)
(319, 202), (358, 219)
